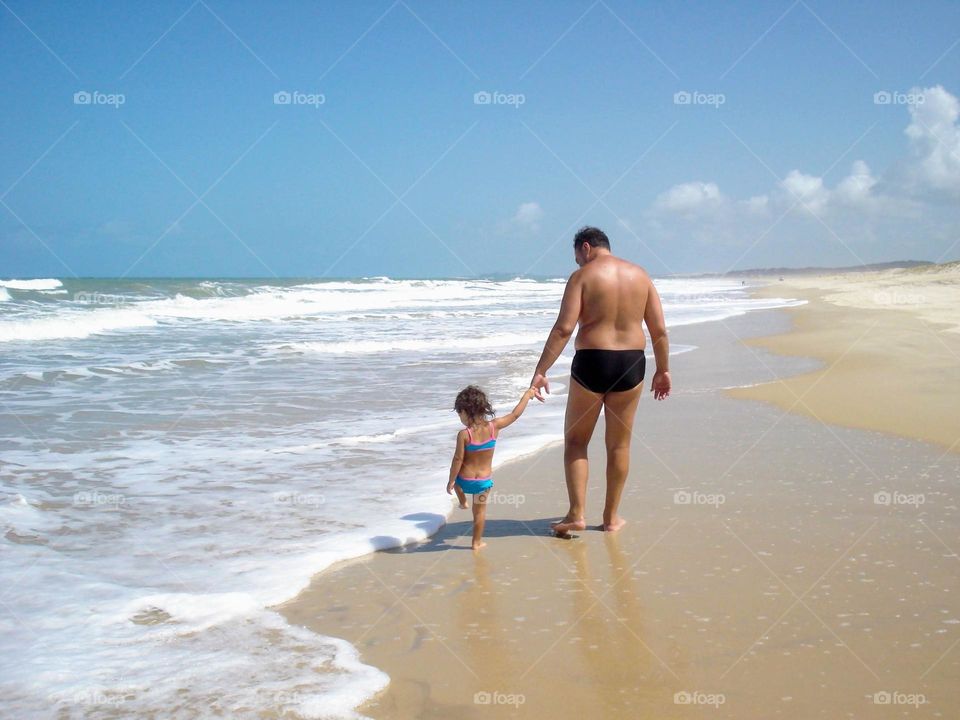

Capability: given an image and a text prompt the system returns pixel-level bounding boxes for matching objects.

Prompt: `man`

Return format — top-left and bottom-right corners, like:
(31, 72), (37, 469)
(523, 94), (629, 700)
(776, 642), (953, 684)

(529, 226), (671, 536)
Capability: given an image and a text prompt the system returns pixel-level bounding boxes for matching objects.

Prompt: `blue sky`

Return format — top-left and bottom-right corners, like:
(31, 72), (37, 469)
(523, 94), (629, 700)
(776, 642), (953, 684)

(2, 0), (959, 278)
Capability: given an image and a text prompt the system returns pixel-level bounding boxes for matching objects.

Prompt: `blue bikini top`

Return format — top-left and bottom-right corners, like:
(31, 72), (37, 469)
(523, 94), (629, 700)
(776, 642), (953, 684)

(465, 421), (497, 452)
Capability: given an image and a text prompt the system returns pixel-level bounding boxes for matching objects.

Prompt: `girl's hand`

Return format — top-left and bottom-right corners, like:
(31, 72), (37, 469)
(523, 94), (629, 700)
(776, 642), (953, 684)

(446, 481), (455, 495)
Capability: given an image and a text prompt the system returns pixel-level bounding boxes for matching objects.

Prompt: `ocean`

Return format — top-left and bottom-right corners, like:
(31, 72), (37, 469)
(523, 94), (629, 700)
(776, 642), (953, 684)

(0, 276), (804, 718)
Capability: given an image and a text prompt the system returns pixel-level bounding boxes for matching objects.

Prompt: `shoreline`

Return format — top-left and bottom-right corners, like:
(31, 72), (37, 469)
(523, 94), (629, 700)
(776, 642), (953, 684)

(729, 275), (960, 454)
(5, 267), (955, 718)
(278, 296), (960, 719)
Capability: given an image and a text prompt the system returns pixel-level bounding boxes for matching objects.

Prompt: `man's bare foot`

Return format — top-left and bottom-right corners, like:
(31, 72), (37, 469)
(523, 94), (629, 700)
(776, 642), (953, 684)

(551, 518), (586, 537)
(602, 517), (627, 532)
(472, 541), (487, 551)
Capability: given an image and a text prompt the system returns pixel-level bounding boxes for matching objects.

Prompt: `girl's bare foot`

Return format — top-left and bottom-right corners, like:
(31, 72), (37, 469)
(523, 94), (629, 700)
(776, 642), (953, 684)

(602, 516), (627, 532)
(459, 503), (468, 509)
(471, 541), (487, 551)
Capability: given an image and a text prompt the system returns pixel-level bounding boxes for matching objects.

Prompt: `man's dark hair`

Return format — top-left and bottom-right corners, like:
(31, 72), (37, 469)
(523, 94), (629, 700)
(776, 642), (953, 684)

(573, 226), (610, 250)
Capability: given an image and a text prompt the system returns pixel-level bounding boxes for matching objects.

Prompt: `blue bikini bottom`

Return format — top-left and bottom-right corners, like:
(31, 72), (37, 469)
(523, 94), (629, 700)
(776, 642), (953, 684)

(455, 476), (493, 494)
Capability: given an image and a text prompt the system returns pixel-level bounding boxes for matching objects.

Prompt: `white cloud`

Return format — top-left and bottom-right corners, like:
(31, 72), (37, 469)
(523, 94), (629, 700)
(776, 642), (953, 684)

(834, 160), (878, 206)
(636, 85), (960, 268)
(654, 181), (724, 213)
(650, 85), (960, 223)
(903, 85), (960, 198)
(651, 85), (960, 217)
(655, 161), (881, 222)
(779, 170), (830, 214)
(741, 194), (769, 214)
(511, 201), (543, 231)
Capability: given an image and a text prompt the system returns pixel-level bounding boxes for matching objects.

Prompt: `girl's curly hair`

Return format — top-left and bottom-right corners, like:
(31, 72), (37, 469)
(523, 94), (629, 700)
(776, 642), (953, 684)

(454, 385), (494, 423)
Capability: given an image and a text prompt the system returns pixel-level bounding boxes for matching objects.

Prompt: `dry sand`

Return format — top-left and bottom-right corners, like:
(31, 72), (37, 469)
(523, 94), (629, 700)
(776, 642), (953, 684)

(766, 262), (960, 333)
(731, 264), (960, 452)
(278, 276), (960, 719)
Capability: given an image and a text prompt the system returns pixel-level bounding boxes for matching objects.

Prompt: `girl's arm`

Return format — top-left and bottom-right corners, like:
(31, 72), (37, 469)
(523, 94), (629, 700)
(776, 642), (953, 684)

(446, 430), (466, 493)
(492, 387), (536, 432)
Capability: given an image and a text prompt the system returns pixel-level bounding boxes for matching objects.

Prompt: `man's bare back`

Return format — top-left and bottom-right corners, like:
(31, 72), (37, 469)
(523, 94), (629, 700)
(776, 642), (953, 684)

(574, 255), (651, 351)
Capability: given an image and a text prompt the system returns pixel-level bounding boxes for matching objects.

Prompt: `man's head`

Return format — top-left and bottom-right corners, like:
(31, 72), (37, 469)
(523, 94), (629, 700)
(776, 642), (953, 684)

(573, 226), (611, 266)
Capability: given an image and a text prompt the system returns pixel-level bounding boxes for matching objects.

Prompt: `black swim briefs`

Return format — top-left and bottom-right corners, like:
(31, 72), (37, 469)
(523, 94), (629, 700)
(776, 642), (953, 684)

(570, 348), (646, 394)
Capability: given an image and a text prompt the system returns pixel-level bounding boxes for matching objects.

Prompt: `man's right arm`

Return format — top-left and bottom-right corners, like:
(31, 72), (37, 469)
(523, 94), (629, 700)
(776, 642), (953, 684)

(529, 270), (582, 400)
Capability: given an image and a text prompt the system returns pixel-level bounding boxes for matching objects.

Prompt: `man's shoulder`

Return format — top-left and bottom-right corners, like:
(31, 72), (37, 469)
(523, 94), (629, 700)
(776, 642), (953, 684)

(583, 256), (650, 281)
(616, 257), (651, 283)
(612, 254), (648, 273)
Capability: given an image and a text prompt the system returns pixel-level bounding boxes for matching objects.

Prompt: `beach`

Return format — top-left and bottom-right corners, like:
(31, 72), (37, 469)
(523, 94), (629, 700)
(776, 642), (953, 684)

(5, 1), (960, 715)
(730, 264), (960, 452)
(2, 272), (956, 717)
(1, 276), (804, 717)
(278, 266), (960, 719)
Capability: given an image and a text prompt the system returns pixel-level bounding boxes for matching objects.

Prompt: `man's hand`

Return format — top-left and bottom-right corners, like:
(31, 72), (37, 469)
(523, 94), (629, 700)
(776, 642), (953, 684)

(530, 373), (550, 402)
(651, 370), (671, 401)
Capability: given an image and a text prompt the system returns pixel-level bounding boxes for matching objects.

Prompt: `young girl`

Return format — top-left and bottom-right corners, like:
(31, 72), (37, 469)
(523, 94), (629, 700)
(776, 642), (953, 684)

(448, 384), (537, 550)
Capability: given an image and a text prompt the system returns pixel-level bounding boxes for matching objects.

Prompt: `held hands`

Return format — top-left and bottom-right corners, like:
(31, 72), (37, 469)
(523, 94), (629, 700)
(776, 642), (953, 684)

(651, 369), (671, 401)
(530, 373), (549, 402)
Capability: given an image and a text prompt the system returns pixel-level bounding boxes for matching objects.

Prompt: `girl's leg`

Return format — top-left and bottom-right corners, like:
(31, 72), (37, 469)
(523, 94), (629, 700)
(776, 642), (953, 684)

(471, 491), (489, 550)
(454, 484), (468, 509)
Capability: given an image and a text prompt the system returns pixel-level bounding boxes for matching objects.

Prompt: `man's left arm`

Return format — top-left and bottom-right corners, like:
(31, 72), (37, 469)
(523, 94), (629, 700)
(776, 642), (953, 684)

(530, 271), (581, 400)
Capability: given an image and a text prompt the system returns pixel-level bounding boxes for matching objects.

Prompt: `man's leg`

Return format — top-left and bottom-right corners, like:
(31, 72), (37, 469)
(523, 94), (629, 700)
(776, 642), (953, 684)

(600, 382), (644, 531)
(552, 377), (603, 536)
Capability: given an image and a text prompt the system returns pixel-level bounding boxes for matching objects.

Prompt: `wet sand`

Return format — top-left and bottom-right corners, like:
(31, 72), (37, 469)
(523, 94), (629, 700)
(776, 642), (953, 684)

(277, 294), (960, 719)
